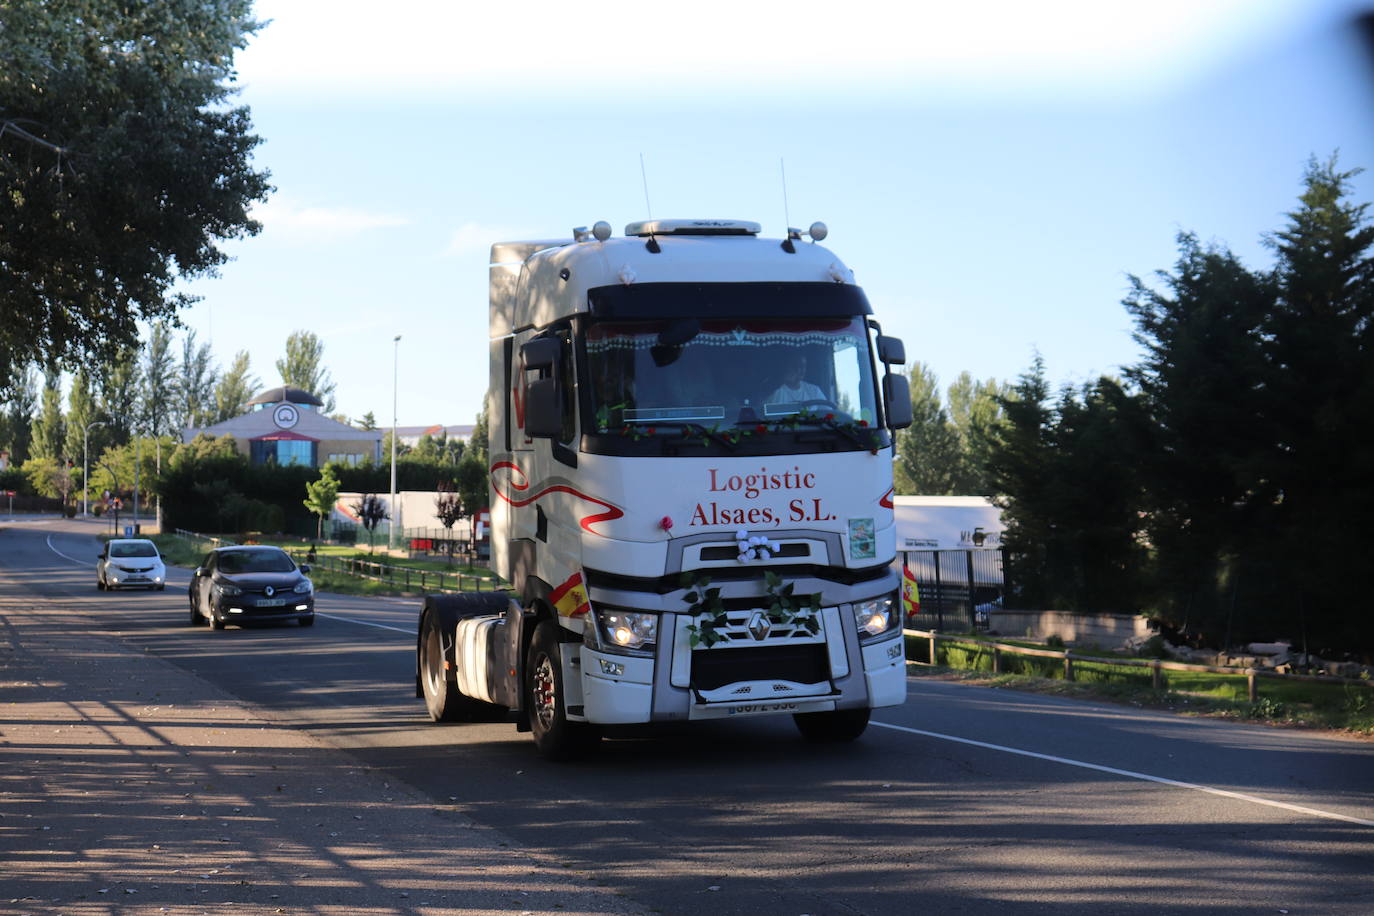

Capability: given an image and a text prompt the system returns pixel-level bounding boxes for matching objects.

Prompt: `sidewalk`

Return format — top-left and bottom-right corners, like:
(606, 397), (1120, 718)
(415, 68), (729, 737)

(0, 590), (648, 916)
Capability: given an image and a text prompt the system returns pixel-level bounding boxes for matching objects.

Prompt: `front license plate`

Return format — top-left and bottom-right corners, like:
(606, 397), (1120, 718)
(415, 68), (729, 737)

(727, 701), (798, 716)
(257, 598), (287, 607)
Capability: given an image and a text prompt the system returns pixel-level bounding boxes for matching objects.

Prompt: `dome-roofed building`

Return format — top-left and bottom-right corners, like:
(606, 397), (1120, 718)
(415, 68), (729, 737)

(182, 387), (380, 469)
(246, 386), (325, 411)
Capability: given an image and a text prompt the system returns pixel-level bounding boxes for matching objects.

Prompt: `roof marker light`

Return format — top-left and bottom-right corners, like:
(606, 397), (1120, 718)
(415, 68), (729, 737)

(808, 222), (828, 241)
(592, 221), (612, 241)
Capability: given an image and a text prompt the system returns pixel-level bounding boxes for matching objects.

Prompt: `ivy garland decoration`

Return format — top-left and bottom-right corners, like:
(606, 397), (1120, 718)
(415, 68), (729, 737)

(680, 570), (822, 648)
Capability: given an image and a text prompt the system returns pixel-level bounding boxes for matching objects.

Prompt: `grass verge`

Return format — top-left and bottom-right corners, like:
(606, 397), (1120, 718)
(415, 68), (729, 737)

(145, 532), (506, 599)
(905, 633), (1374, 739)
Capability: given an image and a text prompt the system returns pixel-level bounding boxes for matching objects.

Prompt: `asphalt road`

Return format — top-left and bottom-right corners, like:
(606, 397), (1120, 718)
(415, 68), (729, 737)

(7, 517), (1374, 914)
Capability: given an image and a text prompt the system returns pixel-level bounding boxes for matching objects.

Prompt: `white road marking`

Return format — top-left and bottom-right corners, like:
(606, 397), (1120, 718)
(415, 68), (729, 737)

(871, 720), (1374, 828)
(46, 535), (94, 567)
(315, 612), (412, 635)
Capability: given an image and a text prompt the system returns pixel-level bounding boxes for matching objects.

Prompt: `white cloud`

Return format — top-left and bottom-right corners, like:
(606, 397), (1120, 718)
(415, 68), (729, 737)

(240, 0), (1320, 101)
(253, 197), (410, 239)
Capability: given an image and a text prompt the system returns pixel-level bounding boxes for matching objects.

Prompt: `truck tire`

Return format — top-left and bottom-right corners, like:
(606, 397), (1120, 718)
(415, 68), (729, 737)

(526, 620), (599, 760)
(419, 612), (488, 722)
(793, 708), (870, 742)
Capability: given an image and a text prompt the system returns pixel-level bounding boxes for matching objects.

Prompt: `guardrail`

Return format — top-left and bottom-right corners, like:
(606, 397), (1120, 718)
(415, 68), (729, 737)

(905, 628), (1374, 702)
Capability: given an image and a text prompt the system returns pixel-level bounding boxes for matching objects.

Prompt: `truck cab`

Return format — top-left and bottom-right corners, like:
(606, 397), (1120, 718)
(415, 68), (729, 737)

(417, 218), (912, 758)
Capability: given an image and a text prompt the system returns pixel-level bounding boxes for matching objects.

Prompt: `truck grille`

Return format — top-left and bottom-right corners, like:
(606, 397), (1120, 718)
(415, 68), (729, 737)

(691, 644), (829, 691)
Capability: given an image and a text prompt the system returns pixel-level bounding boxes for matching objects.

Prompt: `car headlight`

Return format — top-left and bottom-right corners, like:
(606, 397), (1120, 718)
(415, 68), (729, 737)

(853, 594), (899, 639)
(585, 608), (658, 656)
(215, 582), (243, 597)
(292, 580), (312, 594)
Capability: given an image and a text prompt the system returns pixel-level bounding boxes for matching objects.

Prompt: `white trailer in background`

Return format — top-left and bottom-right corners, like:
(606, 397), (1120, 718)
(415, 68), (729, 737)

(892, 495), (1004, 551)
(416, 218), (914, 758)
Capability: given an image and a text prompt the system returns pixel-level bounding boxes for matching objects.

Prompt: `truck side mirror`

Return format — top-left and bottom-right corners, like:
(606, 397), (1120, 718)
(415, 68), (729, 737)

(521, 338), (559, 372)
(525, 377), (563, 438)
(876, 335), (906, 365)
(883, 374), (913, 429)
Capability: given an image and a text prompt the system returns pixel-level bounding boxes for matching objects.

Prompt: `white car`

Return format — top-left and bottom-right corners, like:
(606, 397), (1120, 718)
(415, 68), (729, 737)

(97, 538), (167, 591)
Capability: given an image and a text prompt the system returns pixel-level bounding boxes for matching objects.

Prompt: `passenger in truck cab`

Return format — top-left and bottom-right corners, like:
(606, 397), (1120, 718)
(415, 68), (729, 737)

(765, 350), (827, 407)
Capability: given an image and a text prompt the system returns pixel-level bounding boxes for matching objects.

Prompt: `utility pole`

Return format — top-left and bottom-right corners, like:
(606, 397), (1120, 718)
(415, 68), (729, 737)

(389, 334), (401, 552)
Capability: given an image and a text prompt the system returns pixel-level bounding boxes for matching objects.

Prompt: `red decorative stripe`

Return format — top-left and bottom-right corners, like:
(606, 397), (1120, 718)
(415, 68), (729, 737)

(879, 487), (894, 509)
(490, 461), (625, 536)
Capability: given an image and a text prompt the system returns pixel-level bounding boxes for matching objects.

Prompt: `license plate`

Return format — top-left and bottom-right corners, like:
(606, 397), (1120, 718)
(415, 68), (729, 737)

(727, 701), (798, 716)
(257, 598), (286, 607)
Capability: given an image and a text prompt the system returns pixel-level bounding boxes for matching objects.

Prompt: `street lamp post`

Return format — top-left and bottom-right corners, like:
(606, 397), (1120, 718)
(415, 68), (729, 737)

(82, 420), (107, 516)
(389, 334), (401, 551)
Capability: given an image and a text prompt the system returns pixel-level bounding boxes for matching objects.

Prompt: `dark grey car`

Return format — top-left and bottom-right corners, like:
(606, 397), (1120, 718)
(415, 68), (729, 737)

(188, 546), (315, 630)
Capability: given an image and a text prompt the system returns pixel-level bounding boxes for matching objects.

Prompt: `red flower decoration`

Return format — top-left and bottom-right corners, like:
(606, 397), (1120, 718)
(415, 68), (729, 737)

(858, 419), (869, 427)
(660, 515), (674, 531)
(647, 426), (657, 435)
(825, 413), (834, 421)
(755, 424), (767, 434)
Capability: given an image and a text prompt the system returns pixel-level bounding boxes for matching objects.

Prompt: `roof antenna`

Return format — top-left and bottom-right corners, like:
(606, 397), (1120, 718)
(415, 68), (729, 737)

(639, 153), (653, 219)
(780, 158), (798, 253)
(639, 154), (660, 252)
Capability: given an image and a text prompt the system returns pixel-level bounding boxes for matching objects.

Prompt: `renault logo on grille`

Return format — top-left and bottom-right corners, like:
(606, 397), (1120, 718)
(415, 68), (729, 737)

(264, 586), (275, 597)
(747, 611), (771, 641)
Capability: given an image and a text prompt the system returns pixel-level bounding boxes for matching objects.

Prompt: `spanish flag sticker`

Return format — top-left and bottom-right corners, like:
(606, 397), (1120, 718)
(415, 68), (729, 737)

(901, 563), (920, 620)
(550, 570), (591, 618)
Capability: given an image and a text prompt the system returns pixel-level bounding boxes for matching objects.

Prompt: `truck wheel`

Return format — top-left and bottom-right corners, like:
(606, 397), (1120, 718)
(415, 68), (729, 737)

(420, 613), (484, 722)
(526, 620), (599, 760)
(793, 708), (871, 742)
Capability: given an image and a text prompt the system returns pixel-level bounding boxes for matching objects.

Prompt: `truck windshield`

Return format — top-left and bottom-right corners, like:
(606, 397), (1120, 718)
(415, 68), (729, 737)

(586, 317), (878, 432)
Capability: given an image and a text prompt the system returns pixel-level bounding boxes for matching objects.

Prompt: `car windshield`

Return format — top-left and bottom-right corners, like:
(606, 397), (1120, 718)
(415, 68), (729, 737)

(109, 541), (158, 558)
(585, 316), (878, 430)
(217, 549), (296, 574)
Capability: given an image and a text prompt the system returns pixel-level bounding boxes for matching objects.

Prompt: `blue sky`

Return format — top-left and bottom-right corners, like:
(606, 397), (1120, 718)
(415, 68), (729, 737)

(175, 0), (1374, 427)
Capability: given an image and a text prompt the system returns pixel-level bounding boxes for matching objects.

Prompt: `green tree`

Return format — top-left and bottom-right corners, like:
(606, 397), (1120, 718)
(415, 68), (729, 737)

(893, 362), (960, 494)
(469, 400), (489, 466)
(303, 465), (342, 541)
(1123, 232), (1276, 643)
(0, 367), (37, 466)
(213, 350), (259, 423)
(0, 0), (270, 389)
(357, 411), (378, 431)
(63, 369), (100, 469)
(170, 432), (239, 469)
(276, 330), (336, 412)
(30, 370), (65, 462)
(946, 372), (1009, 495)
(98, 347), (141, 445)
(1258, 156), (1374, 652)
(455, 453), (489, 522)
(141, 323), (177, 437)
(175, 329), (218, 430)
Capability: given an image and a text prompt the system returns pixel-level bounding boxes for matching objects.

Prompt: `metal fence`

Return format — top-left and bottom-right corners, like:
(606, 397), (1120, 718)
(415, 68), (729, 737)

(286, 551), (505, 594)
(899, 548), (1007, 632)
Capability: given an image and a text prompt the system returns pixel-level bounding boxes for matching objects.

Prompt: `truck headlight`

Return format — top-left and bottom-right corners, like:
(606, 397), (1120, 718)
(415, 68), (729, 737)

(586, 608), (658, 657)
(854, 595), (899, 639)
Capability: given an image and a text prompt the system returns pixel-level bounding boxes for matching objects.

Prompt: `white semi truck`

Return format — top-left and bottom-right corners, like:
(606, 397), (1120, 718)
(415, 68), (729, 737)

(416, 218), (913, 758)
